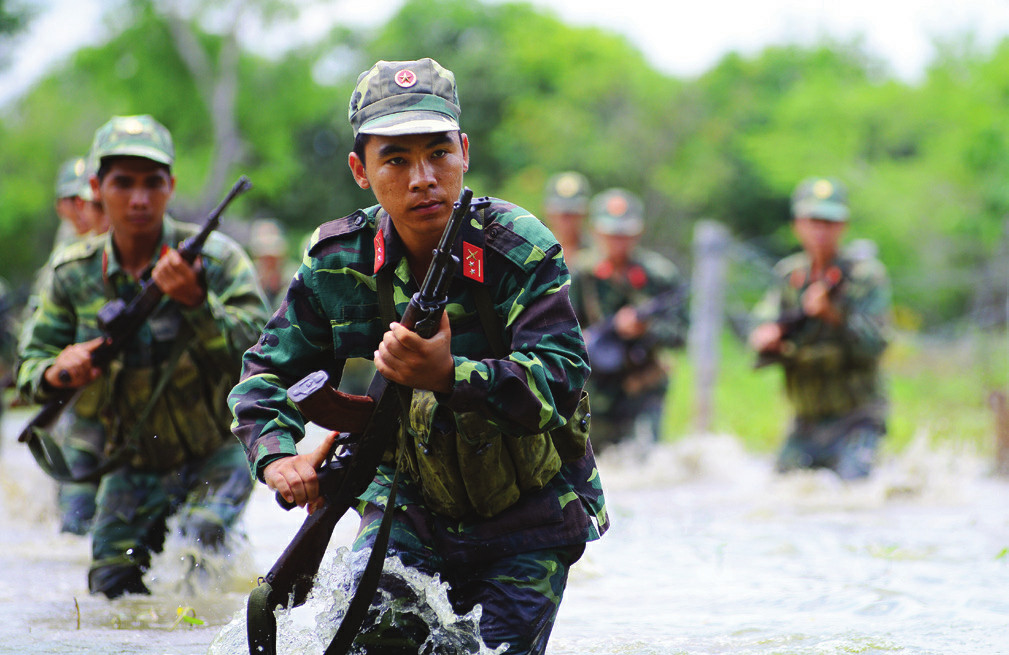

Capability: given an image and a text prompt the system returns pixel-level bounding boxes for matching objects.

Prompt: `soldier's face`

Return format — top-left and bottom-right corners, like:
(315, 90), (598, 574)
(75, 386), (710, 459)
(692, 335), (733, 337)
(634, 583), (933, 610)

(349, 131), (469, 246)
(793, 216), (846, 261)
(95, 158), (175, 244)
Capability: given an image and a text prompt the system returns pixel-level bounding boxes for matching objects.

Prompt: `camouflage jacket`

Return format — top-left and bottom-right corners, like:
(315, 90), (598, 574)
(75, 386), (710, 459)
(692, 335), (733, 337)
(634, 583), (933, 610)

(569, 248), (689, 377)
(752, 250), (891, 420)
(18, 216), (271, 470)
(230, 198), (609, 547)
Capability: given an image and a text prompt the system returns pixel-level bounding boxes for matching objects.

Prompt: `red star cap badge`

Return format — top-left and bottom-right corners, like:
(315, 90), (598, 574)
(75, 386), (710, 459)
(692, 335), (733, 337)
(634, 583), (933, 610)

(395, 69), (417, 88)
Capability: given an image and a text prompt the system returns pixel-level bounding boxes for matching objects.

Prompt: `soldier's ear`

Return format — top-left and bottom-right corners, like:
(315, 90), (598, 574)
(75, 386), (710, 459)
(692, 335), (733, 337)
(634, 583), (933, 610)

(460, 132), (470, 173)
(348, 152), (370, 190)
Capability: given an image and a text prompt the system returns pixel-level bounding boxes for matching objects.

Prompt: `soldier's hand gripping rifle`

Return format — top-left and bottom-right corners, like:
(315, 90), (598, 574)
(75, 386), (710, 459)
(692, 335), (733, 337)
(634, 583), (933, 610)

(583, 284), (689, 378)
(17, 176), (253, 481)
(246, 187), (490, 655)
(754, 264), (845, 369)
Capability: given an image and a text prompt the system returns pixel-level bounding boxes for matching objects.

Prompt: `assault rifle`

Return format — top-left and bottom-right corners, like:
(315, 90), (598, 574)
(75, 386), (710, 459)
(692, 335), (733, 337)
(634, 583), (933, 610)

(246, 187), (490, 655)
(584, 284), (689, 378)
(17, 176), (253, 480)
(753, 264), (845, 369)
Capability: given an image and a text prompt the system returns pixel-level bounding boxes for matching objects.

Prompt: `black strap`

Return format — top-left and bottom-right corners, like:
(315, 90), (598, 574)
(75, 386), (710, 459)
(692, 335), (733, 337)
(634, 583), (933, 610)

(320, 267), (405, 655)
(325, 463), (401, 655)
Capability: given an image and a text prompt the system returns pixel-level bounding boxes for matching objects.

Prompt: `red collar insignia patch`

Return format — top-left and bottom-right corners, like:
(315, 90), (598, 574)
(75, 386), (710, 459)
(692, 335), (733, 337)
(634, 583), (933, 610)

(374, 231), (385, 273)
(463, 241), (484, 283)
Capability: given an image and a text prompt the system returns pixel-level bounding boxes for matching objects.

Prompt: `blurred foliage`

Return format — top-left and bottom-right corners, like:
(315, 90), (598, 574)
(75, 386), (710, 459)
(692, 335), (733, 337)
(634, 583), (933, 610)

(0, 0), (1007, 331)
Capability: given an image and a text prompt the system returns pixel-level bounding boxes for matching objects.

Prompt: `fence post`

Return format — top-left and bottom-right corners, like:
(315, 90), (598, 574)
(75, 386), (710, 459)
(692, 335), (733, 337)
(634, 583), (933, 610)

(689, 220), (730, 434)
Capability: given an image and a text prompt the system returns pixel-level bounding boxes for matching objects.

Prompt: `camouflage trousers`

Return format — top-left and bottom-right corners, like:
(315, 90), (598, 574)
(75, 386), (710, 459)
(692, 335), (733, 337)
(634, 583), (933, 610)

(88, 440), (253, 598)
(353, 502), (584, 655)
(775, 411), (886, 480)
(54, 412), (106, 535)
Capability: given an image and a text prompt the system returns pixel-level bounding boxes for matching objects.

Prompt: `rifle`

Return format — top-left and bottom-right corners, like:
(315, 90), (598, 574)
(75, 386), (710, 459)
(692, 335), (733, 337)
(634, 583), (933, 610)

(246, 187), (490, 655)
(583, 284), (689, 378)
(753, 264), (844, 369)
(17, 176), (253, 480)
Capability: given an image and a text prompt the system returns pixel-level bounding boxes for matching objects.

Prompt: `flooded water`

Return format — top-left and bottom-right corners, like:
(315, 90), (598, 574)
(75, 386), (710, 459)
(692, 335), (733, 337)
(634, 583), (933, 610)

(2, 406), (1007, 654)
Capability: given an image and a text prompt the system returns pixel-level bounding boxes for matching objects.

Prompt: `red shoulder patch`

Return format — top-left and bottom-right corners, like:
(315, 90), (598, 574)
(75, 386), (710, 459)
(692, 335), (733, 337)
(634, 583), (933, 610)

(463, 241), (484, 283)
(373, 231), (385, 273)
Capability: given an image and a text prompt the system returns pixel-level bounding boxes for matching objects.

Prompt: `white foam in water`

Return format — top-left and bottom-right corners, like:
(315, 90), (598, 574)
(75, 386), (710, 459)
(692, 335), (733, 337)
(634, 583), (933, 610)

(210, 548), (506, 655)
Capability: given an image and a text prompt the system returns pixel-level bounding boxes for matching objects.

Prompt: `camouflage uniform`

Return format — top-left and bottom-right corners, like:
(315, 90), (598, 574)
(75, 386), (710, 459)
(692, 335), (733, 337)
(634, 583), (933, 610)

(230, 59), (608, 655)
(570, 188), (689, 450)
(752, 177), (891, 479)
(17, 115), (271, 597)
(37, 155), (109, 535)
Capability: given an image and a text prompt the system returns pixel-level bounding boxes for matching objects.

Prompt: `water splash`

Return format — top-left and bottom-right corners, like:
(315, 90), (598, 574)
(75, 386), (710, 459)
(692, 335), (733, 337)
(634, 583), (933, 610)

(210, 547), (507, 655)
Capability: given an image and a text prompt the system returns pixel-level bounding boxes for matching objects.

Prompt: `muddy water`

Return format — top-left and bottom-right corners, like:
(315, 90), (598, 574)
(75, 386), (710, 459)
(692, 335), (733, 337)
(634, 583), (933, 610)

(2, 406), (1007, 654)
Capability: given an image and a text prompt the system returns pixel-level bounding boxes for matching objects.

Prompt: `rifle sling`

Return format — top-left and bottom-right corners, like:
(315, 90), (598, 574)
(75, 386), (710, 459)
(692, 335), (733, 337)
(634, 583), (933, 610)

(22, 324), (191, 484)
(319, 267), (409, 652)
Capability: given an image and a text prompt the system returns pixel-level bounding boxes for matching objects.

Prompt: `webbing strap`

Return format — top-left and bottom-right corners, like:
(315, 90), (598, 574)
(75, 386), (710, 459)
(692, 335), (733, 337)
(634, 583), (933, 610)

(325, 463), (401, 655)
(246, 581), (277, 655)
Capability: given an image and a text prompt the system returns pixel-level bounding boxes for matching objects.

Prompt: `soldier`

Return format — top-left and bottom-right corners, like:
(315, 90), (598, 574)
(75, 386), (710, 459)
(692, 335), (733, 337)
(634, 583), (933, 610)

(17, 115), (271, 598)
(543, 171), (592, 266)
(230, 58), (608, 654)
(748, 176), (891, 480)
(248, 218), (291, 308)
(569, 188), (689, 451)
(52, 156), (95, 248)
(51, 154), (111, 536)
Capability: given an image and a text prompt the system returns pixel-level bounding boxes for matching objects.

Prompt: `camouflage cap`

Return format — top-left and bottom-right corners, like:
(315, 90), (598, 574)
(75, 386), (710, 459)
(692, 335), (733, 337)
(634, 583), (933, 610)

(544, 171), (591, 214)
(55, 156), (88, 199)
(791, 176), (849, 222)
(77, 155), (97, 201)
(249, 218), (287, 257)
(348, 58), (460, 137)
(89, 114), (174, 167)
(591, 188), (645, 236)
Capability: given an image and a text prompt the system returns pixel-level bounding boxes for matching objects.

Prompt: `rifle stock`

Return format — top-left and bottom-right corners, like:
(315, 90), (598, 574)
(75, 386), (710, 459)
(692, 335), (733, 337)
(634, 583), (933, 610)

(17, 176), (252, 448)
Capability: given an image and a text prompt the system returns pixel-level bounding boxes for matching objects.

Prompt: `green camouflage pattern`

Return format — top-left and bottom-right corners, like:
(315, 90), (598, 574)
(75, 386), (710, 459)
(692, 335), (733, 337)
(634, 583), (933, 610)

(544, 171), (591, 215)
(17, 215), (271, 465)
(87, 440), (253, 596)
(89, 114), (174, 167)
(776, 410), (885, 480)
(17, 215), (268, 596)
(354, 488), (584, 654)
(230, 197), (608, 545)
(53, 412), (105, 535)
(590, 187), (645, 236)
(348, 58), (460, 136)
(55, 156), (88, 198)
(752, 249), (891, 421)
(791, 176), (849, 221)
(569, 247), (689, 448)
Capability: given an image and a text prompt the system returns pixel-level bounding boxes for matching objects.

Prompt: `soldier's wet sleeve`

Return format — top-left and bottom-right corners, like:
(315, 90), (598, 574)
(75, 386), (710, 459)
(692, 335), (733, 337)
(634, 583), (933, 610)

(180, 234), (272, 372)
(228, 259), (340, 479)
(441, 233), (590, 438)
(837, 259), (892, 362)
(643, 259), (689, 349)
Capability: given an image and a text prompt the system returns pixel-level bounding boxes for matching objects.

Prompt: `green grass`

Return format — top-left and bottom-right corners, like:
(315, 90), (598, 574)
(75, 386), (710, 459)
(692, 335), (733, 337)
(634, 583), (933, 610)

(661, 328), (1009, 457)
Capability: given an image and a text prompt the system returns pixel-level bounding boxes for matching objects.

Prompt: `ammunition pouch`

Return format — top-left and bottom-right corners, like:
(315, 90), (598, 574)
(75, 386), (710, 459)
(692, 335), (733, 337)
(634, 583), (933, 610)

(104, 349), (234, 471)
(399, 389), (590, 520)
